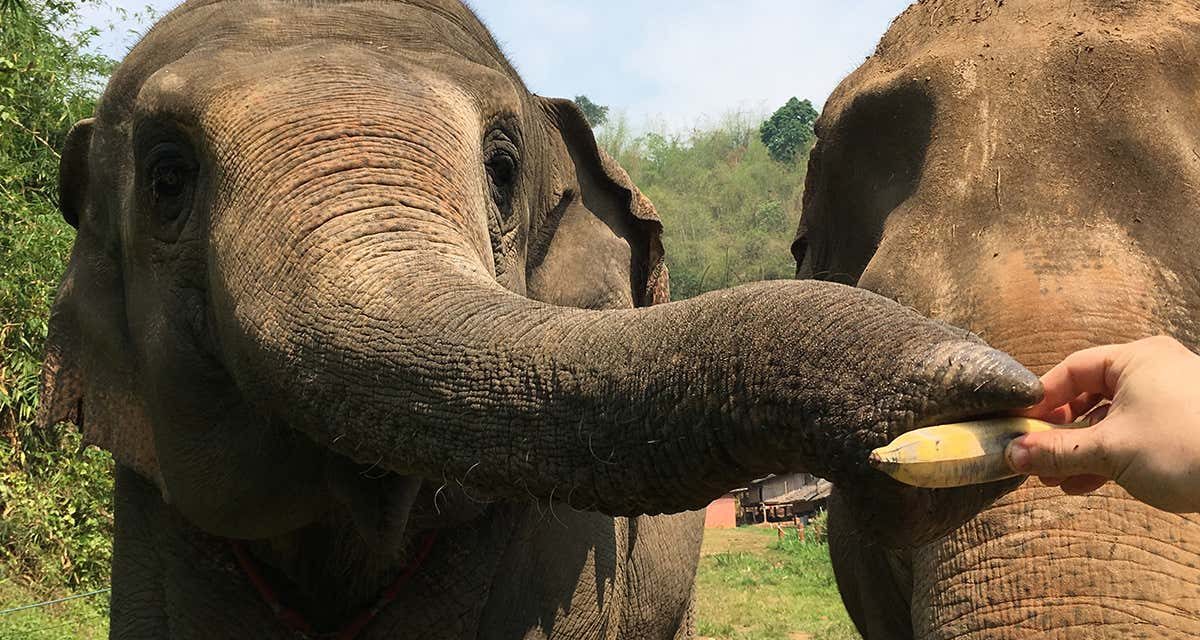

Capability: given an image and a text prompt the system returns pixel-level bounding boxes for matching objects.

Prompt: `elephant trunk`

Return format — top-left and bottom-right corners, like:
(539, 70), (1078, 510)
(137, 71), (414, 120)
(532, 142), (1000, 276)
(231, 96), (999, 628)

(214, 232), (1032, 522)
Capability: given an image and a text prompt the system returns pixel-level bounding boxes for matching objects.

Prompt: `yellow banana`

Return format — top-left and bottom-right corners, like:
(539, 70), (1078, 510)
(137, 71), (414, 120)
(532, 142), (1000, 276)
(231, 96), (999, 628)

(869, 417), (1064, 488)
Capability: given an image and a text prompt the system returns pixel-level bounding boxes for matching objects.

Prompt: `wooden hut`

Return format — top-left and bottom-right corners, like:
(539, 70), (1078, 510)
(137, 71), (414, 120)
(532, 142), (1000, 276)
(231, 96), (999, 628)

(735, 473), (831, 524)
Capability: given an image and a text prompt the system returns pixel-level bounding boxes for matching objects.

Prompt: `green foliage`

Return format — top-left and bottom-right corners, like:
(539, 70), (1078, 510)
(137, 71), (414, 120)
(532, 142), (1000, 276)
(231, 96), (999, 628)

(0, 432), (114, 589)
(760, 97), (818, 163)
(771, 510), (829, 549)
(0, 0), (27, 16)
(573, 94), (609, 129)
(601, 111), (809, 300)
(1, 0), (116, 602)
(807, 508), (829, 544)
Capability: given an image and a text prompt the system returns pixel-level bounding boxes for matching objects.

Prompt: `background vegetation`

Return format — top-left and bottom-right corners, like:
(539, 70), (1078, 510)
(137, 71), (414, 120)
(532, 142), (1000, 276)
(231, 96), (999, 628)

(1, 0), (115, 635)
(597, 104), (811, 300)
(0, 2), (821, 636)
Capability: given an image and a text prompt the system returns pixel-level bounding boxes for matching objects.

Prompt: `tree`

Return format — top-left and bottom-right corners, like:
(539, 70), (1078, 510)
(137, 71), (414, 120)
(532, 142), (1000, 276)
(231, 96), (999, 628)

(573, 94), (609, 129)
(759, 97), (818, 163)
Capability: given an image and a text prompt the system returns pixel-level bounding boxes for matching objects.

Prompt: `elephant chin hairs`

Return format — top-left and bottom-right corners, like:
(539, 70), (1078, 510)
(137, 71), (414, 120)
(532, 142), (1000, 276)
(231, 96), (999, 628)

(231, 531), (438, 638)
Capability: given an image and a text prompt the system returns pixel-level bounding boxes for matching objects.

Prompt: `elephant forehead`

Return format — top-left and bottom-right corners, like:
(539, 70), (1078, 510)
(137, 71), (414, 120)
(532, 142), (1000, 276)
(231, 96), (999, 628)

(863, 217), (1188, 373)
(148, 47), (484, 129)
(869, 0), (1199, 67)
(142, 0), (511, 71)
(821, 0), (1200, 140)
(99, 0), (521, 127)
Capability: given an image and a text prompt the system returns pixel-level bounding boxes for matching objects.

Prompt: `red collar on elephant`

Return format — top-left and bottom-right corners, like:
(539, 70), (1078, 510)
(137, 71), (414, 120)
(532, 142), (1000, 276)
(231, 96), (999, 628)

(230, 532), (439, 640)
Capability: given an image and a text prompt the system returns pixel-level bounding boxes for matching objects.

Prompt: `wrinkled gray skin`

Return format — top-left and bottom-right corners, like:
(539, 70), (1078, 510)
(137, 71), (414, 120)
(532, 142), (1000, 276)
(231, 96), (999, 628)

(40, 1), (1042, 638)
(798, 1), (1200, 638)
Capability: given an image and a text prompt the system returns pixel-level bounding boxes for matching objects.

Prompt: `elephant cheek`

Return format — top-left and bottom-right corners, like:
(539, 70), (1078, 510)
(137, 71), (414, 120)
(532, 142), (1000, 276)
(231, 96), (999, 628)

(143, 348), (333, 538)
(151, 407), (332, 538)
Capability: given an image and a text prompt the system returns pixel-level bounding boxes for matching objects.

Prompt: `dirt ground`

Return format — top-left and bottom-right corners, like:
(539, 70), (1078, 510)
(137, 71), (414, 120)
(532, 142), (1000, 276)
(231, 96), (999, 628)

(699, 525), (777, 557)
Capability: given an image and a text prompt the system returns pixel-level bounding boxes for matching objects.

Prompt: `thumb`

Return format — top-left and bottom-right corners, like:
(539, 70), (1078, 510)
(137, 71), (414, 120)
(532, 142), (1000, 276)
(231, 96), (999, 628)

(1006, 424), (1120, 480)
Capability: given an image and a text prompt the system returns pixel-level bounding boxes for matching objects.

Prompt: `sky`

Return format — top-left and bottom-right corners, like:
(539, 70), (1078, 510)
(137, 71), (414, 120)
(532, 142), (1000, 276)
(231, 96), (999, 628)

(75, 0), (912, 130)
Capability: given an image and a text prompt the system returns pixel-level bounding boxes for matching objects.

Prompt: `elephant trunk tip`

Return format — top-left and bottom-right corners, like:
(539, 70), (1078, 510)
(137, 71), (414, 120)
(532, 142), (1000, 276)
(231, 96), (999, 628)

(975, 351), (1043, 409)
(933, 341), (1044, 416)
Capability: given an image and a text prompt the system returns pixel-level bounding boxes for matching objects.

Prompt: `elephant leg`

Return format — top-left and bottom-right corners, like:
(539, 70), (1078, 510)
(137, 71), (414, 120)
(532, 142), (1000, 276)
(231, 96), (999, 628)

(672, 592), (697, 640)
(828, 489), (914, 640)
(619, 511), (705, 640)
(110, 466), (170, 640)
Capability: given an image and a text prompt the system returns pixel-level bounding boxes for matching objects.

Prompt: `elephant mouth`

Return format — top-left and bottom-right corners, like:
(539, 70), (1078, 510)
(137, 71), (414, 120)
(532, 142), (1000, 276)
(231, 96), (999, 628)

(836, 409), (1036, 549)
(231, 528), (439, 637)
(324, 461), (425, 551)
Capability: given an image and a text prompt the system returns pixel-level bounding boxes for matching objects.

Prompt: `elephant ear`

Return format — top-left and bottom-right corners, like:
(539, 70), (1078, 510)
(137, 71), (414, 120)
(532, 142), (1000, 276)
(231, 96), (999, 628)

(38, 262), (84, 431)
(528, 97), (669, 309)
(39, 118), (163, 487)
(37, 118), (93, 431)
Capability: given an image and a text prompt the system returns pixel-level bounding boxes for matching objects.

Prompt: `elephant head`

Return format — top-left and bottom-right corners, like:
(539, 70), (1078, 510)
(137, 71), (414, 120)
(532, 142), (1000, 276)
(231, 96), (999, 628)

(798, 0), (1200, 637)
(39, 0), (1038, 553)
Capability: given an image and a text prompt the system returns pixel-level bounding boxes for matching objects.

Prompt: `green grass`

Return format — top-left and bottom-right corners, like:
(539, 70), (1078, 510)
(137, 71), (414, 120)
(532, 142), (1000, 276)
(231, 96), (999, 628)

(0, 581), (108, 640)
(695, 527), (860, 640)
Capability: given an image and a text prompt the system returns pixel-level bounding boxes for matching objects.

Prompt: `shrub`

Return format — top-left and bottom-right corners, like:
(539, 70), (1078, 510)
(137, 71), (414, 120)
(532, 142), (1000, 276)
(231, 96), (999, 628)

(805, 508), (829, 544)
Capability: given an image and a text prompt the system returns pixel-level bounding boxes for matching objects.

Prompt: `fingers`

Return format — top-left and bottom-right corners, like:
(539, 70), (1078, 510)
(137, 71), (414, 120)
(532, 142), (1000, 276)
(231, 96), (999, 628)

(1023, 344), (1123, 416)
(1024, 402), (1073, 423)
(1006, 424), (1120, 480)
(1024, 392), (1105, 424)
(1068, 393), (1106, 423)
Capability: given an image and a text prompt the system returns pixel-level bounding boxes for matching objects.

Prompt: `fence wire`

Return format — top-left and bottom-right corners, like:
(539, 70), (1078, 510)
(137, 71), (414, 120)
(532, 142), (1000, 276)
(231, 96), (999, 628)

(0, 588), (110, 617)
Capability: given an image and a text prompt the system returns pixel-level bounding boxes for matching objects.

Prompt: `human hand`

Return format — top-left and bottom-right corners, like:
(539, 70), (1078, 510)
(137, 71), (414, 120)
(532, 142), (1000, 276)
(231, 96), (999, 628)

(1006, 336), (1200, 513)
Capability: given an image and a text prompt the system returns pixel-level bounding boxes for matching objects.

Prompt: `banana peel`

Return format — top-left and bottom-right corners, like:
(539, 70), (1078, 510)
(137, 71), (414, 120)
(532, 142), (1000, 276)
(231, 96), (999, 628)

(869, 417), (1066, 488)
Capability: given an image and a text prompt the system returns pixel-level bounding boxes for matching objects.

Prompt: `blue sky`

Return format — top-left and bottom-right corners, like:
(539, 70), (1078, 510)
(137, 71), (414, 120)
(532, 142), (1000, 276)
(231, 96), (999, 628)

(77, 1), (911, 129)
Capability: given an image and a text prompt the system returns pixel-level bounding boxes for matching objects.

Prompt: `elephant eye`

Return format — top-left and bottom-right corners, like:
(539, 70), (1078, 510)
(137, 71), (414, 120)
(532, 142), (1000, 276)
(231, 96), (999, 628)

(152, 161), (186, 201)
(485, 149), (517, 212)
(142, 141), (197, 226)
(484, 127), (520, 218)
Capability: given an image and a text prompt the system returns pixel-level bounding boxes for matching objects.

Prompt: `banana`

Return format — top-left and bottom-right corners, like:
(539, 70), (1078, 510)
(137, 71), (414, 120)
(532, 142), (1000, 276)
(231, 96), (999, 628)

(869, 417), (1064, 488)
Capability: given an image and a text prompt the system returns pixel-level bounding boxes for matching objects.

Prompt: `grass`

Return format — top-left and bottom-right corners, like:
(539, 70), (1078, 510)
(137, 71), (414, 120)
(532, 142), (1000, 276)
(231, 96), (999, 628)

(0, 580), (108, 640)
(694, 526), (860, 640)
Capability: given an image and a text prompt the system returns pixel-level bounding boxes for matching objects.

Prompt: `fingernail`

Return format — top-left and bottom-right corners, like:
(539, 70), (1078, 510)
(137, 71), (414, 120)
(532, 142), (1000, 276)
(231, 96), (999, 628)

(1007, 439), (1031, 472)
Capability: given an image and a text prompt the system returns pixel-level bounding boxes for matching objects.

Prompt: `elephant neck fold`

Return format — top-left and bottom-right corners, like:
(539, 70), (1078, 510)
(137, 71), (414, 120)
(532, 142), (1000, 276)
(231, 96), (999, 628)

(230, 531), (439, 640)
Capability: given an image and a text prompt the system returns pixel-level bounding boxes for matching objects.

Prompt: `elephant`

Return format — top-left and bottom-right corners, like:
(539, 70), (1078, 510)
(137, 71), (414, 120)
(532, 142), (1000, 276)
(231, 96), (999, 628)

(36, 1), (1043, 638)
(795, 1), (1200, 638)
